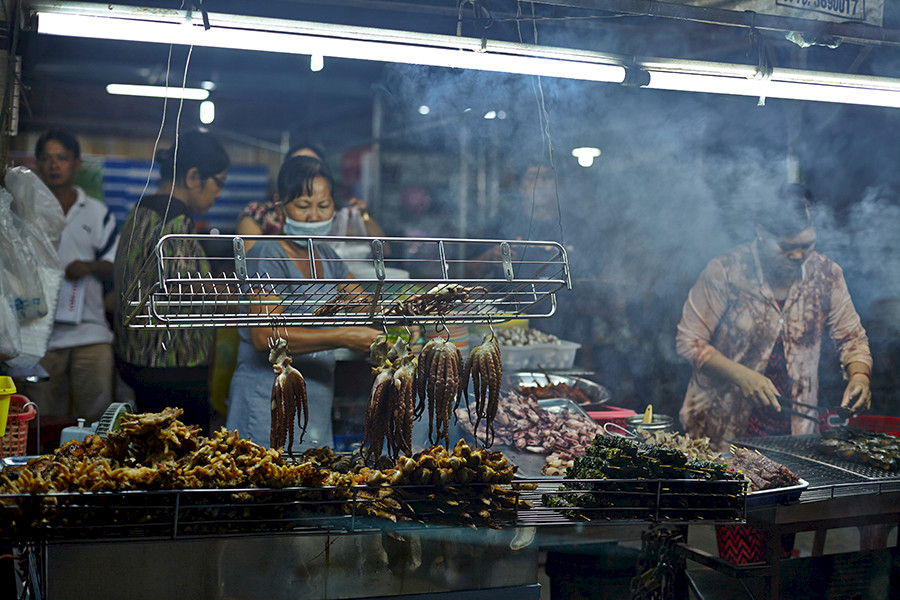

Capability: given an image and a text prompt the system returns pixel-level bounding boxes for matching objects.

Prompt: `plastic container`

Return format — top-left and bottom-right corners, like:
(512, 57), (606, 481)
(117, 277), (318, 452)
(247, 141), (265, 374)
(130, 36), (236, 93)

(0, 376), (16, 437)
(59, 418), (98, 446)
(0, 395), (37, 458)
(714, 524), (767, 564)
(587, 405), (637, 428)
(624, 413), (675, 435)
(847, 414), (900, 436)
(498, 340), (581, 371)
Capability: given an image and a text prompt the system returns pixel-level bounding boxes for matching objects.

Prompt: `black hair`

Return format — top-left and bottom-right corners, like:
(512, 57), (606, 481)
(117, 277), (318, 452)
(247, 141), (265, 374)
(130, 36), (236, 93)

(35, 129), (81, 160)
(756, 183), (814, 238)
(277, 156), (334, 203)
(283, 140), (326, 163)
(155, 130), (230, 185)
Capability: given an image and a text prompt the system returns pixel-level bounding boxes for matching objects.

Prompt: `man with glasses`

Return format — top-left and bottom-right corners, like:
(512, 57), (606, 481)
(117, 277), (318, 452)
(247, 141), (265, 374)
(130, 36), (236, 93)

(676, 183), (871, 449)
(23, 129), (119, 423)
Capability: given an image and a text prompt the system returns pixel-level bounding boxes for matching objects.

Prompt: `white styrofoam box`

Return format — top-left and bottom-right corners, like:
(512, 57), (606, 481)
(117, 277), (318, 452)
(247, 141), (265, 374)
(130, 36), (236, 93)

(498, 340), (581, 371)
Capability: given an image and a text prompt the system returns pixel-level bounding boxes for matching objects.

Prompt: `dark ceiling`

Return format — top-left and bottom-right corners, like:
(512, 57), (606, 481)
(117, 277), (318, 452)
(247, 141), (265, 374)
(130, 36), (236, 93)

(13, 0), (900, 154)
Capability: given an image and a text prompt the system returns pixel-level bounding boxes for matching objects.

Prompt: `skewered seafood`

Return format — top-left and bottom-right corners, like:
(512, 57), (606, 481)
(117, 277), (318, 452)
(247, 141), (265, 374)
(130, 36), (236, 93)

(386, 284), (487, 317)
(416, 336), (464, 447)
(363, 338), (418, 464)
(816, 427), (900, 471)
(269, 337), (308, 457)
(462, 334), (503, 446)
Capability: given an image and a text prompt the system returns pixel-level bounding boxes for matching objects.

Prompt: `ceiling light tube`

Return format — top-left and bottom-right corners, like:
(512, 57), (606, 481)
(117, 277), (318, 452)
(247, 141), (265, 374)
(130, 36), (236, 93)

(106, 83), (210, 100)
(33, 8), (626, 84)
(645, 71), (900, 109)
(30, 2), (900, 109)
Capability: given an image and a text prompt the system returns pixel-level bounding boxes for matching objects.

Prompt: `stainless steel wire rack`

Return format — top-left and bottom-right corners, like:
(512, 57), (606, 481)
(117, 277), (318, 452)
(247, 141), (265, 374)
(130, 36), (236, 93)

(0, 477), (744, 543)
(122, 235), (571, 329)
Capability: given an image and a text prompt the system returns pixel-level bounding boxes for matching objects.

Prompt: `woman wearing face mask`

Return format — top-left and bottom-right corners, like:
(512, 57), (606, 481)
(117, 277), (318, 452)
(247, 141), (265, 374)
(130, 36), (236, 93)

(236, 141), (386, 249)
(226, 156), (381, 452)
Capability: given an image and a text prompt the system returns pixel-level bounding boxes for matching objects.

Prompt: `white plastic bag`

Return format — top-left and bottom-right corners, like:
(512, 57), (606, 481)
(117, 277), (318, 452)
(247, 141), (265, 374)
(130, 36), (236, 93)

(329, 206), (372, 260)
(0, 267), (20, 361)
(5, 166), (66, 247)
(2, 168), (65, 368)
(0, 188), (46, 322)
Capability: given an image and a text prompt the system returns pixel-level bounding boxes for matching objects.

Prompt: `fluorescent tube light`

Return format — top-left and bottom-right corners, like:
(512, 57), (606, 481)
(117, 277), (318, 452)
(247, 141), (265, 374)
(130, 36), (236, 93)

(30, 2), (900, 109)
(35, 9), (627, 84)
(637, 58), (900, 109)
(106, 83), (210, 100)
(646, 71), (900, 108)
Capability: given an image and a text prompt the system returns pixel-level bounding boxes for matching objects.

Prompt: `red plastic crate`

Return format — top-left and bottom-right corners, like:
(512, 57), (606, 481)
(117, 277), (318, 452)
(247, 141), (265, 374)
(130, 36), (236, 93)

(587, 405), (636, 429)
(847, 415), (900, 436)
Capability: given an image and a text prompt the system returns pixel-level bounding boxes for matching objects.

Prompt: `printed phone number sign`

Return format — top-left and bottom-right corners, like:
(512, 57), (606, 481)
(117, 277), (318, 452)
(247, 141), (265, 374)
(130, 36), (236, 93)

(678, 0), (883, 26)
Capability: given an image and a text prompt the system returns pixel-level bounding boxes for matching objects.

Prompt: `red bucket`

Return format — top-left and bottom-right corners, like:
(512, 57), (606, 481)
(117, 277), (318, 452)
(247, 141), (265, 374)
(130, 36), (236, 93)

(714, 524), (767, 564)
(0, 395), (36, 458)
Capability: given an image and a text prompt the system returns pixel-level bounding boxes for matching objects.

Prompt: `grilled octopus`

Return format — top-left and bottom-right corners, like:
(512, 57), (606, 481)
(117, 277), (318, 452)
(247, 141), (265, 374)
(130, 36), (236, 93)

(416, 336), (464, 447)
(269, 337), (308, 458)
(363, 337), (418, 464)
(462, 334), (503, 447)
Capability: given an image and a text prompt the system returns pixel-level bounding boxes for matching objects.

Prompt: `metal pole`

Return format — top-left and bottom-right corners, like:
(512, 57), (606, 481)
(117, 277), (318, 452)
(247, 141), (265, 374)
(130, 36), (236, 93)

(457, 123), (470, 276)
(370, 89), (383, 221)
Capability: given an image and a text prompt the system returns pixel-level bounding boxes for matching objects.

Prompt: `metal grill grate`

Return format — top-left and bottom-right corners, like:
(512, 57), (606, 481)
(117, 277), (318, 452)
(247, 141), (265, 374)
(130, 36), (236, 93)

(733, 434), (900, 481)
(122, 235), (572, 329)
(732, 434), (900, 503)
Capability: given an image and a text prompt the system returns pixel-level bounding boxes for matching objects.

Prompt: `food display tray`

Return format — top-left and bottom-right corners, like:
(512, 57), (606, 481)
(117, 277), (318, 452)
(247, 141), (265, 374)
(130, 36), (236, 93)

(746, 478), (809, 508)
(531, 477), (745, 523)
(0, 482), (525, 543)
(506, 371), (612, 406)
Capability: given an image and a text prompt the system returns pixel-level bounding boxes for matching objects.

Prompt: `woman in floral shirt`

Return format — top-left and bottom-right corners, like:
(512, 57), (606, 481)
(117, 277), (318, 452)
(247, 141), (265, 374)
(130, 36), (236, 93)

(676, 184), (871, 448)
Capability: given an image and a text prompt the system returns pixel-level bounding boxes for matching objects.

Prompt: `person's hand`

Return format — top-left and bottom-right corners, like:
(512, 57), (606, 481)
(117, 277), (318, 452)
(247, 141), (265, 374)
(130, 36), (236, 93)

(64, 260), (93, 280)
(841, 374), (871, 413)
(732, 366), (782, 411)
(348, 197), (368, 216)
(340, 327), (382, 354)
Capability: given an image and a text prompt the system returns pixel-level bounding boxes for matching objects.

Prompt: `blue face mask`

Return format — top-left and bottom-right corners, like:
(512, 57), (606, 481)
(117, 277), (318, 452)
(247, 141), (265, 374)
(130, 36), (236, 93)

(283, 214), (334, 237)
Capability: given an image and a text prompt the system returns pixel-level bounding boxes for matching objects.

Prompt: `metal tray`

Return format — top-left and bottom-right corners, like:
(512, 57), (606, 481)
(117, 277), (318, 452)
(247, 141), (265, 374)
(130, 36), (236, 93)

(536, 398), (593, 420)
(507, 372), (611, 407)
(746, 478), (809, 508)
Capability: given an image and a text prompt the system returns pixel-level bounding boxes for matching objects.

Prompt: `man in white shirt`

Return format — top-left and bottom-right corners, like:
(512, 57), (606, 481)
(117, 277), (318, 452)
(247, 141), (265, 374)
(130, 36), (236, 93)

(22, 130), (119, 422)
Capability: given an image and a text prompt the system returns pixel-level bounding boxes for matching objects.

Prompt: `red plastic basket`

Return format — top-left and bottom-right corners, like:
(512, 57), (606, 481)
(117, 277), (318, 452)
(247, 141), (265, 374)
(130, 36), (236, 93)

(847, 415), (900, 436)
(1, 394), (37, 458)
(715, 524), (767, 564)
(587, 405), (637, 428)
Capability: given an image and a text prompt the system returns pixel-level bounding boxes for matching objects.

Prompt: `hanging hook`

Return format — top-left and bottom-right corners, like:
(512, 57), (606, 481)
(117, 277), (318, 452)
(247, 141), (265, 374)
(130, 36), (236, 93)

(487, 318), (496, 341)
(439, 316), (451, 342)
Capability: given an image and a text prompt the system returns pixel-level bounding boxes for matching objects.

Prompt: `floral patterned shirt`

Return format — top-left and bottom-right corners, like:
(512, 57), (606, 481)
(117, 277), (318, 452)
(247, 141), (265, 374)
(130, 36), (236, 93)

(238, 200), (283, 235)
(676, 240), (871, 447)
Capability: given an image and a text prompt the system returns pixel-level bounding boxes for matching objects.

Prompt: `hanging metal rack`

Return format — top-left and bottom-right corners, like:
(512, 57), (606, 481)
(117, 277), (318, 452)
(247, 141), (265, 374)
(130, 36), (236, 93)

(123, 235), (571, 329)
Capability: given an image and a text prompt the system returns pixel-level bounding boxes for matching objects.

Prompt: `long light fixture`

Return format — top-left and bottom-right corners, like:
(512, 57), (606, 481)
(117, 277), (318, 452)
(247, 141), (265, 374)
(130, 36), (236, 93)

(106, 83), (210, 100)
(32, 4), (627, 85)
(640, 58), (900, 109)
(30, 2), (900, 110)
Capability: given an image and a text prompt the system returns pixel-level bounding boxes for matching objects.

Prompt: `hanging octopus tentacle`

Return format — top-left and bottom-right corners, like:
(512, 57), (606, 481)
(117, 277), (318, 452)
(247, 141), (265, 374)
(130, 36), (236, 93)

(461, 335), (503, 448)
(414, 337), (464, 448)
(269, 337), (309, 459)
(363, 337), (418, 465)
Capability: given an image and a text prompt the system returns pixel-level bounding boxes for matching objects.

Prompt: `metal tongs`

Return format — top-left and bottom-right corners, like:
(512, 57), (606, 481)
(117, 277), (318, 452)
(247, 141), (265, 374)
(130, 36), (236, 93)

(776, 395), (858, 422)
